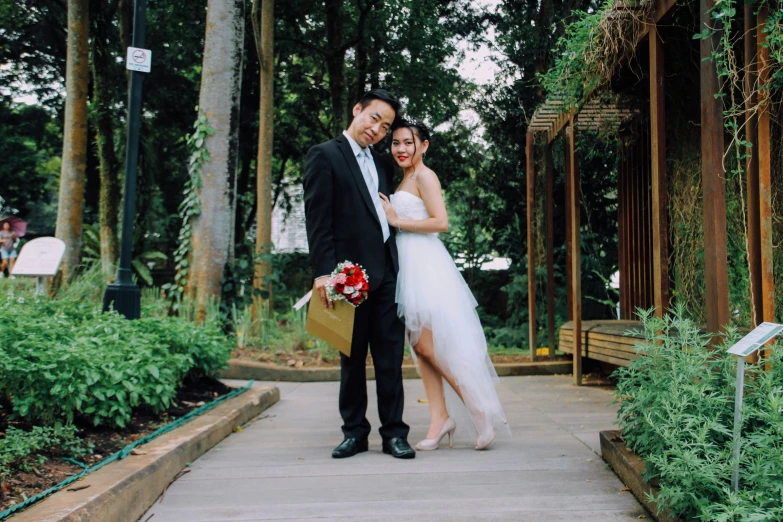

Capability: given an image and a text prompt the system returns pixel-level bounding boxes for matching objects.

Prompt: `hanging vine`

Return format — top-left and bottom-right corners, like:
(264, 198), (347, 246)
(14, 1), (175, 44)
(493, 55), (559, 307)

(162, 114), (214, 309)
(539, 0), (654, 111)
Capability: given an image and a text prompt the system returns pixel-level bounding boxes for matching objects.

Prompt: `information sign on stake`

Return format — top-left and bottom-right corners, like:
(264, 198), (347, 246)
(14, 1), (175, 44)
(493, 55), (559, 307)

(727, 322), (783, 493)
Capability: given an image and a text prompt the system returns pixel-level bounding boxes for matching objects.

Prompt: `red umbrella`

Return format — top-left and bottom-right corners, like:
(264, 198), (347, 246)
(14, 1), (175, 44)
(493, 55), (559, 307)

(0, 216), (27, 237)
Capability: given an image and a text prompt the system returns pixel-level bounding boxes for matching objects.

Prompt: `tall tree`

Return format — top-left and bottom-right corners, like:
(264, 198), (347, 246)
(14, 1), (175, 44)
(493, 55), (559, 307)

(55, 0), (89, 283)
(186, 0), (245, 321)
(252, 0), (274, 314)
(90, 0), (122, 278)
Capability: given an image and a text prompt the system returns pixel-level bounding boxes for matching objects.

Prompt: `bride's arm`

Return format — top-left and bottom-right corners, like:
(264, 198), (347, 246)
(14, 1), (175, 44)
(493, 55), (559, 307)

(380, 170), (448, 234)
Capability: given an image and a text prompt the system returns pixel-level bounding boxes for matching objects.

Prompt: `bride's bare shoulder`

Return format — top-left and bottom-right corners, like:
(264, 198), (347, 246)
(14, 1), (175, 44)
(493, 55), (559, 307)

(415, 167), (441, 189)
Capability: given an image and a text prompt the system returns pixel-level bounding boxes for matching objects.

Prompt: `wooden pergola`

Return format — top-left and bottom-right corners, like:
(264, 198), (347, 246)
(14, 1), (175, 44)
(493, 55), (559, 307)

(526, 0), (778, 384)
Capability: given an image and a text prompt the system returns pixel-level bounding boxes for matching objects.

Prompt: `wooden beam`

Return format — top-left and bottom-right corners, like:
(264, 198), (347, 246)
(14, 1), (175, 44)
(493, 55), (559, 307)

(546, 142), (556, 359)
(745, 4), (762, 329)
(565, 131), (573, 321)
(527, 131), (537, 362)
(566, 123), (582, 385)
(757, 5), (774, 325)
(700, 0), (730, 335)
(650, 24), (670, 317)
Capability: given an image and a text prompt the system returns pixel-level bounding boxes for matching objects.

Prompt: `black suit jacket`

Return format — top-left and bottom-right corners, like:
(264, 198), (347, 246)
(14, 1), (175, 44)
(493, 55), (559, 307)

(302, 135), (399, 289)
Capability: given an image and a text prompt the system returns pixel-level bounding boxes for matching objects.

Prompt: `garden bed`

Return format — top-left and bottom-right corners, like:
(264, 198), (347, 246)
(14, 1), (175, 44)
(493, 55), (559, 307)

(0, 376), (232, 513)
(232, 346), (567, 368)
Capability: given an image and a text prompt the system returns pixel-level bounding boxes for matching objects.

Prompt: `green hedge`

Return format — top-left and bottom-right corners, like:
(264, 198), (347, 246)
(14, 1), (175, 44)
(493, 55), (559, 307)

(614, 307), (783, 522)
(0, 292), (232, 429)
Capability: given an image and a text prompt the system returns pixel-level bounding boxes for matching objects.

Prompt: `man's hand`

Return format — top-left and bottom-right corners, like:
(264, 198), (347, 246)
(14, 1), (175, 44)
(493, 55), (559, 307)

(315, 276), (334, 309)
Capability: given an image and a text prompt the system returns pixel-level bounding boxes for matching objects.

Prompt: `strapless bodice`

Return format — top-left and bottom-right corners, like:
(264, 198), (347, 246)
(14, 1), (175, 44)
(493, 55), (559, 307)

(390, 191), (430, 221)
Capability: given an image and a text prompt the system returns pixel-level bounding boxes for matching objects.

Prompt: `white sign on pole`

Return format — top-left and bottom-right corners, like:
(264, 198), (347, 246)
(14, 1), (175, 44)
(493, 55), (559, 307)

(727, 321), (783, 493)
(11, 237), (66, 277)
(126, 47), (152, 73)
(727, 322), (783, 357)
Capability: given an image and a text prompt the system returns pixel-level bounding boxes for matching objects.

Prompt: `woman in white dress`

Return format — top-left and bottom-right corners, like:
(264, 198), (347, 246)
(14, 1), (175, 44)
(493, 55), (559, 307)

(378, 119), (507, 451)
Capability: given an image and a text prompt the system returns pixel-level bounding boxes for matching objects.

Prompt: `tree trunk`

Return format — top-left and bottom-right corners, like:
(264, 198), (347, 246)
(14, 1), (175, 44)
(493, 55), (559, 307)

(252, 0), (274, 316)
(91, 3), (120, 279)
(187, 0), (245, 321)
(325, 0), (347, 134)
(55, 0), (89, 284)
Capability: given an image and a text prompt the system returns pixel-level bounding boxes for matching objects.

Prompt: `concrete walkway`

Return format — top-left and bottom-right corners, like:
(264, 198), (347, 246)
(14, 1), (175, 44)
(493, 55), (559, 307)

(142, 376), (648, 521)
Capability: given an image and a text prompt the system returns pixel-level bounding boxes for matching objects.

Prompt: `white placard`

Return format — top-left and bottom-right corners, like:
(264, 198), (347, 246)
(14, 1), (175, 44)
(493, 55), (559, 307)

(11, 237), (66, 277)
(727, 322), (783, 357)
(293, 290), (312, 311)
(126, 47), (152, 73)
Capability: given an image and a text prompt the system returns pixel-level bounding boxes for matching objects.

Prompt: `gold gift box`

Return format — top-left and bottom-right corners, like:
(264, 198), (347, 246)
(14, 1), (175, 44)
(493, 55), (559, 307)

(305, 282), (356, 357)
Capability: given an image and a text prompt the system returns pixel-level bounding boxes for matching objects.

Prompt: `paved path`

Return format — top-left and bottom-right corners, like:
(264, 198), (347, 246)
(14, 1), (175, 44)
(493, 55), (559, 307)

(142, 376), (648, 521)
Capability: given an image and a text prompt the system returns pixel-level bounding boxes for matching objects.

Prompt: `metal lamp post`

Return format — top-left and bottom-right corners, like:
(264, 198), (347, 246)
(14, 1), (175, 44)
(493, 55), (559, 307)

(103, 0), (147, 319)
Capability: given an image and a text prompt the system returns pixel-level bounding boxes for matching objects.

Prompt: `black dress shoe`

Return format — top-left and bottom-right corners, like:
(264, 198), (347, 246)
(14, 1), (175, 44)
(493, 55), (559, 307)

(332, 437), (369, 458)
(382, 437), (416, 459)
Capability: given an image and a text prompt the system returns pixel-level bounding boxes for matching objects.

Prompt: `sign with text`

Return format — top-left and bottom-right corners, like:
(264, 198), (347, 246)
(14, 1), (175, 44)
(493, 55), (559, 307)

(727, 322), (783, 358)
(126, 47), (152, 73)
(11, 237), (65, 277)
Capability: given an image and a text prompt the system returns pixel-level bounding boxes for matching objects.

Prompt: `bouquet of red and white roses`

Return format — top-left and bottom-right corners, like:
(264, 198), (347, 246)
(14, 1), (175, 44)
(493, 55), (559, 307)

(326, 261), (369, 307)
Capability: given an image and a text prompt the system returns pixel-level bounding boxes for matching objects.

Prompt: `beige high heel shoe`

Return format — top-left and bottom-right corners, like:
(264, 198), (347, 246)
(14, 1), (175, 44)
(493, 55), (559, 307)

(475, 426), (495, 450)
(416, 418), (456, 451)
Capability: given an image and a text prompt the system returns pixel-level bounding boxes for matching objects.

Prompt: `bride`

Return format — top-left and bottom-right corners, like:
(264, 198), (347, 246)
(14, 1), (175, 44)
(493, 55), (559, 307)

(379, 118), (508, 451)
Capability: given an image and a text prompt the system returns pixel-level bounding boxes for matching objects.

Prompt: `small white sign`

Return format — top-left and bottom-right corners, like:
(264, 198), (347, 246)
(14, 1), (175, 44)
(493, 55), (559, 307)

(727, 322), (783, 357)
(11, 237), (66, 277)
(293, 290), (312, 311)
(126, 47), (152, 73)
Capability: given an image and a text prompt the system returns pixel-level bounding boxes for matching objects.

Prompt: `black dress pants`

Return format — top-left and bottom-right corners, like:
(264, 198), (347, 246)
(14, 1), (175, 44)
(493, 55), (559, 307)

(339, 243), (408, 441)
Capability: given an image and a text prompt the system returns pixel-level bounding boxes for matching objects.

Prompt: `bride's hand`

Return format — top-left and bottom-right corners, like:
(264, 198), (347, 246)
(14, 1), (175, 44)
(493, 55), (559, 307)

(378, 193), (399, 227)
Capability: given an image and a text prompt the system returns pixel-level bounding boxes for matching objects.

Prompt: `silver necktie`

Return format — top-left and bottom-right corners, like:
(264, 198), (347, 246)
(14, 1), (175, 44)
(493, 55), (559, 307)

(358, 149), (390, 243)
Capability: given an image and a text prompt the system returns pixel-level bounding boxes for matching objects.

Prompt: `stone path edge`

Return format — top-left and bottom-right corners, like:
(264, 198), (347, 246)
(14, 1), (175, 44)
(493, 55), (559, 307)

(600, 430), (682, 522)
(11, 385), (280, 522)
(220, 358), (573, 382)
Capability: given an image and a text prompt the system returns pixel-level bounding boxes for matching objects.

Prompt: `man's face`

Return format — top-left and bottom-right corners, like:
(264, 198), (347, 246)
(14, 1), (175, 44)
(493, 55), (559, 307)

(347, 99), (395, 148)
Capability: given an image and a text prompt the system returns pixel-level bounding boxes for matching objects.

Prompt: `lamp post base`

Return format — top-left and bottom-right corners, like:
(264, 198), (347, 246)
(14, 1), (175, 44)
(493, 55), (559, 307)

(103, 282), (141, 319)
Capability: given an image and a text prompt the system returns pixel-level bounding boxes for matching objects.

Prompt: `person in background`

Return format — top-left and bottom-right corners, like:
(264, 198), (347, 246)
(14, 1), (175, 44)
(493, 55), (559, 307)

(0, 221), (18, 278)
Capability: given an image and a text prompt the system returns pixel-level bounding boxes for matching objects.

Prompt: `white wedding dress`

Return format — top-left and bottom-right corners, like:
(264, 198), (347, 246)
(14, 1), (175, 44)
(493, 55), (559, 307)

(391, 191), (508, 438)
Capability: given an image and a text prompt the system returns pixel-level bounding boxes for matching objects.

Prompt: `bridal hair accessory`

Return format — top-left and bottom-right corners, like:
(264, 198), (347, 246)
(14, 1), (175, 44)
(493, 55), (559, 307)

(326, 261), (370, 306)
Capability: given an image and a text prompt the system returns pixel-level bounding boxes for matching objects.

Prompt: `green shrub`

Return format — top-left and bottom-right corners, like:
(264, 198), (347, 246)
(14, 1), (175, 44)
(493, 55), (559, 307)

(0, 274), (233, 429)
(0, 425), (92, 480)
(136, 316), (232, 378)
(0, 301), (192, 428)
(614, 306), (783, 521)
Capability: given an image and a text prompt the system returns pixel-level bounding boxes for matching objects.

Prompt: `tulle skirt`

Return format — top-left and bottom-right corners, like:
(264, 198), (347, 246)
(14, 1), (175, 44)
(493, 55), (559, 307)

(395, 231), (508, 436)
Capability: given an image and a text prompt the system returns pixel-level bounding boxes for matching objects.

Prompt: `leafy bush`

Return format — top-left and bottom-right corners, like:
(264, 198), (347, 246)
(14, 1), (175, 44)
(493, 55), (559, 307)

(0, 425), (91, 480)
(0, 271), (233, 429)
(136, 316), (233, 379)
(614, 306), (783, 521)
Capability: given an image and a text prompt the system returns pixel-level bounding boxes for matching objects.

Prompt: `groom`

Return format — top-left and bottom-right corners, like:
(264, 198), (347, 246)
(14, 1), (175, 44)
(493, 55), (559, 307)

(302, 89), (414, 459)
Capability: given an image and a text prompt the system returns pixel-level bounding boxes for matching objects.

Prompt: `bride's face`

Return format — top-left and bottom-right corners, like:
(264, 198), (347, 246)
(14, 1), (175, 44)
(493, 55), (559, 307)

(391, 128), (428, 169)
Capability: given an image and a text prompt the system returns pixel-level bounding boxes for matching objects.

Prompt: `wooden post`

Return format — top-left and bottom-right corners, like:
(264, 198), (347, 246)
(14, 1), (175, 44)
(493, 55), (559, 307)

(566, 123), (582, 385)
(618, 144), (627, 319)
(546, 142), (556, 359)
(526, 131), (537, 362)
(700, 0), (730, 335)
(745, 4), (762, 329)
(649, 22), (670, 317)
(565, 131), (573, 321)
(757, 6), (774, 325)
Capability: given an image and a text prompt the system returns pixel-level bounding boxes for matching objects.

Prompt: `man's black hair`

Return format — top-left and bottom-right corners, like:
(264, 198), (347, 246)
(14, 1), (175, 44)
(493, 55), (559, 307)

(358, 89), (402, 116)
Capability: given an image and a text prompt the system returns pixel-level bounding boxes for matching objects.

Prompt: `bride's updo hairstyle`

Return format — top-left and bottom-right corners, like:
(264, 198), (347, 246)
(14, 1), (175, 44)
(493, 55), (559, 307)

(391, 118), (431, 159)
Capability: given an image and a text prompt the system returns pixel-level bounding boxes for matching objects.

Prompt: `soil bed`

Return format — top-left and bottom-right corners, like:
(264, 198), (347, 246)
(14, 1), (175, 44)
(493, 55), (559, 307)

(233, 347), (570, 368)
(0, 376), (232, 513)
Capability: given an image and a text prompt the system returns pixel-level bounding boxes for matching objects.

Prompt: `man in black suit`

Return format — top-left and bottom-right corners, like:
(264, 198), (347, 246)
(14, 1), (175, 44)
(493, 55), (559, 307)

(303, 89), (414, 459)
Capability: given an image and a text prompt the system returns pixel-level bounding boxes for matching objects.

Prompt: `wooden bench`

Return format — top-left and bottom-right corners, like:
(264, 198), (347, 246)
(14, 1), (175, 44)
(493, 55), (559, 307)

(559, 320), (646, 367)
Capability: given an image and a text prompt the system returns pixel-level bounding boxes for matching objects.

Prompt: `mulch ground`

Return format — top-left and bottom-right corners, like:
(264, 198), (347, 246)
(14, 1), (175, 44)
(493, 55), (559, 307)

(0, 376), (233, 513)
(232, 347), (570, 368)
